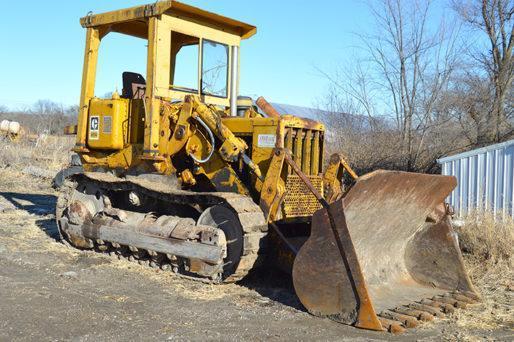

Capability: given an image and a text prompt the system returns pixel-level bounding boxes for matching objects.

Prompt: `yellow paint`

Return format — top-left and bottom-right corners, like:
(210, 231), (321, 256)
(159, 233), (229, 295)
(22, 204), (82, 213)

(252, 125), (278, 183)
(196, 154), (250, 195)
(189, 97), (247, 162)
(294, 129), (303, 165)
(76, 27), (101, 150)
(143, 17), (161, 158)
(81, 144), (143, 170)
(73, 1), (343, 222)
(161, 15), (241, 47)
(86, 98), (129, 150)
(302, 130), (312, 173)
(259, 149), (286, 222)
(63, 124), (78, 135)
(128, 100), (145, 144)
(80, 1), (256, 39)
(164, 101), (193, 156)
(323, 153), (358, 203)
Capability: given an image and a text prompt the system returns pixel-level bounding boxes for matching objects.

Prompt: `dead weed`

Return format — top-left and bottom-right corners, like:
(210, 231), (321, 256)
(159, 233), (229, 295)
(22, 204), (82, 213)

(452, 211), (513, 330)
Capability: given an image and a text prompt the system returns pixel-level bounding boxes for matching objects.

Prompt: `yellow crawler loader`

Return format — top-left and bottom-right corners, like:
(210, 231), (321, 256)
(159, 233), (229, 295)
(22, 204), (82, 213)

(56, 1), (479, 334)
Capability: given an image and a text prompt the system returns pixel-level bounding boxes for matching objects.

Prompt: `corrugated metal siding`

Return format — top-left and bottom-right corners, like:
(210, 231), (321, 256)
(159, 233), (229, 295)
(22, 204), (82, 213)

(437, 139), (514, 217)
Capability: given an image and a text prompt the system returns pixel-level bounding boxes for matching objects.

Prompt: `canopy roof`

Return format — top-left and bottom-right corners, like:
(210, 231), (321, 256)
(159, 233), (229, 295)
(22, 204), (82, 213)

(80, 0), (256, 39)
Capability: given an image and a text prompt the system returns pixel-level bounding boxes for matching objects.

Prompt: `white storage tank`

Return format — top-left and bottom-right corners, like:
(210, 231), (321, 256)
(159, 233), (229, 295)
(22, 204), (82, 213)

(0, 120), (21, 135)
(0, 120), (10, 132)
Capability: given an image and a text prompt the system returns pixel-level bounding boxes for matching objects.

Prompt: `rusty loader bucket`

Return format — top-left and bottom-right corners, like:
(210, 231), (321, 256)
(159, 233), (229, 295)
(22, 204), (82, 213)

(292, 170), (480, 333)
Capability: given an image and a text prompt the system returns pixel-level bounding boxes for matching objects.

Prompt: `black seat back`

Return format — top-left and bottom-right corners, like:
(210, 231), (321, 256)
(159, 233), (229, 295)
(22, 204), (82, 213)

(122, 72), (146, 99)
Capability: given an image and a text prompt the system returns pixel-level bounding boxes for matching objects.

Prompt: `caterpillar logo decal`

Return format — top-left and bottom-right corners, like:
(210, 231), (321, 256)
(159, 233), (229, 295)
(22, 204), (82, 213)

(89, 116), (99, 140)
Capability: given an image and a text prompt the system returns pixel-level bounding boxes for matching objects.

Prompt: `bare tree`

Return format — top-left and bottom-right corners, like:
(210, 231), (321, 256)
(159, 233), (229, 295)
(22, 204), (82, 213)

(31, 100), (63, 134)
(0, 100), (78, 136)
(321, 0), (461, 171)
(453, 0), (514, 144)
(22, 100), (76, 135)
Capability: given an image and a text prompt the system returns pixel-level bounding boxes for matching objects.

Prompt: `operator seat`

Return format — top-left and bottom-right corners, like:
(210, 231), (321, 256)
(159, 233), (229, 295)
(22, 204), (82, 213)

(122, 72), (146, 99)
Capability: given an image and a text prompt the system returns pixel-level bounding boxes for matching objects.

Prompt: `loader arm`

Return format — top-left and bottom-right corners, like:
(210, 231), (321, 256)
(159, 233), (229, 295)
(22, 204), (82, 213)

(323, 153), (358, 203)
(163, 95), (248, 163)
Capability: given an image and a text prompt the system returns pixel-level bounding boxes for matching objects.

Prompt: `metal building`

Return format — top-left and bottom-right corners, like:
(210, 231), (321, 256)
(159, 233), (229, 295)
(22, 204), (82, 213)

(437, 139), (514, 218)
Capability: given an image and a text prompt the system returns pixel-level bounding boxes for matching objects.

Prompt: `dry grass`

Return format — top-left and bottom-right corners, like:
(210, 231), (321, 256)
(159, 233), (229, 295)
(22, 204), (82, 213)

(0, 133), (511, 335)
(458, 211), (513, 264)
(0, 135), (74, 172)
(452, 211), (513, 330)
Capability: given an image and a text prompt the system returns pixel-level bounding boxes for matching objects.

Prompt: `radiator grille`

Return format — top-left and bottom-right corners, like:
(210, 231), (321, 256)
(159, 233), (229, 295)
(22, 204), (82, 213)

(285, 128), (323, 176)
(283, 174), (323, 217)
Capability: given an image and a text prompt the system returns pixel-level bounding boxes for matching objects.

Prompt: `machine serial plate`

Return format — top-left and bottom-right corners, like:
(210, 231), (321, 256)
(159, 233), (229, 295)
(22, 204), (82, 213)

(103, 116), (112, 133)
(257, 134), (276, 148)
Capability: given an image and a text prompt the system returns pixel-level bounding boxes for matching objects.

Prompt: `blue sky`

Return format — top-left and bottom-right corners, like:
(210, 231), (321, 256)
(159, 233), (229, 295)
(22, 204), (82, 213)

(0, 0), (380, 110)
(0, 0), (462, 112)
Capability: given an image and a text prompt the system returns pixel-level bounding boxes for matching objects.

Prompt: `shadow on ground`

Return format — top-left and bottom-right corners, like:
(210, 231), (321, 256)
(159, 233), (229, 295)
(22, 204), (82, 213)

(0, 190), (305, 313)
(238, 265), (305, 311)
(0, 192), (60, 239)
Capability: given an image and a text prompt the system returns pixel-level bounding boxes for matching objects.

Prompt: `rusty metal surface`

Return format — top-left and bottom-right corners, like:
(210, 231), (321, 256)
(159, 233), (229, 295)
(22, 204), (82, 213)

(67, 220), (224, 264)
(292, 199), (383, 331)
(287, 152), (382, 330)
(292, 170), (479, 332)
(323, 153), (358, 203)
(256, 97), (281, 118)
(342, 171), (474, 312)
(283, 174), (323, 217)
(57, 172), (268, 283)
(283, 152), (325, 203)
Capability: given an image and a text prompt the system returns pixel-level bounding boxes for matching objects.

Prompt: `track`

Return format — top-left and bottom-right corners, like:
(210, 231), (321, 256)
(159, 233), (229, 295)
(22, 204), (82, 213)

(56, 172), (268, 283)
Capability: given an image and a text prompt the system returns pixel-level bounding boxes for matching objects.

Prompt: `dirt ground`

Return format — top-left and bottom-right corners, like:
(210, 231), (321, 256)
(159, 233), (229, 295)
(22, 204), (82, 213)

(0, 169), (512, 341)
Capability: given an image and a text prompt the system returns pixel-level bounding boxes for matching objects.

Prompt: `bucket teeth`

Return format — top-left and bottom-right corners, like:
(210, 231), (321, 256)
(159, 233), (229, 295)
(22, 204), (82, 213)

(138, 259), (150, 266)
(379, 311), (419, 328)
(374, 290), (482, 334)
(408, 303), (445, 318)
(434, 295), (467, 309)
(420, 299), (455, 314)
(449, 292), (479, 304)
(393, 306), (434, 322)
(459, 290), (480, 301)
(377, 317), (406, 334)
(97, 245), (109, 251)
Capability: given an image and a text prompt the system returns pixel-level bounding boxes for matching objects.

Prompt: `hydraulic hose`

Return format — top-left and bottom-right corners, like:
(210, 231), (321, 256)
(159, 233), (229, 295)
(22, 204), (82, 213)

(189, 116), (215, 164)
